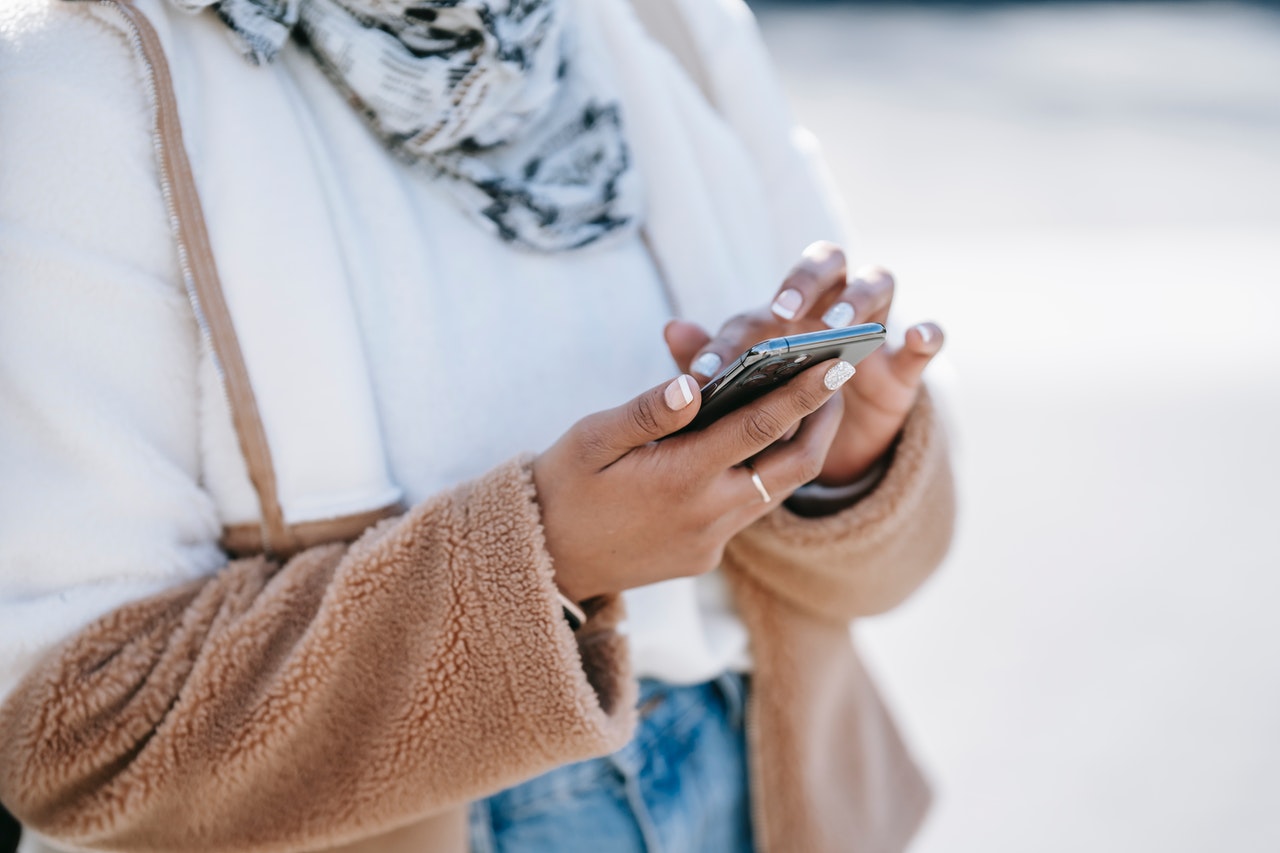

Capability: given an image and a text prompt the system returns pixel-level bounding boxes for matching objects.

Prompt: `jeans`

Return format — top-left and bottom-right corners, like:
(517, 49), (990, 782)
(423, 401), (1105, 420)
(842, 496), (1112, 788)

(469, 673), (753, 853)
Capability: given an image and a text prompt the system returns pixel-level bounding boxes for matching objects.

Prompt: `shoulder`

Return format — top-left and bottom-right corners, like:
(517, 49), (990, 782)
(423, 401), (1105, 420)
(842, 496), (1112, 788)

(0, 0), (134, 84)
(643, 0), (761, 61)
(0, 0), (178, 282)
(0, 0), (151, 158)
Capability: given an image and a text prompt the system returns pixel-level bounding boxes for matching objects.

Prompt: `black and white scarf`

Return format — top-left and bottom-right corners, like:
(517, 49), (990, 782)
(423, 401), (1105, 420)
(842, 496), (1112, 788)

(174, 0), (641, 251)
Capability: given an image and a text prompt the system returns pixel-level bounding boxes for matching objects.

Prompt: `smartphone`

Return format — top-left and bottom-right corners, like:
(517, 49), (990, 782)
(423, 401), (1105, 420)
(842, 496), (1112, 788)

(680, 323), (886, 432)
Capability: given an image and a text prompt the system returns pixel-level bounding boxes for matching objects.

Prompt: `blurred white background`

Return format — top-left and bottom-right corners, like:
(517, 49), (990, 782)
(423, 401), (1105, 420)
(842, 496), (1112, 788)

(754, 2), (1280, 850)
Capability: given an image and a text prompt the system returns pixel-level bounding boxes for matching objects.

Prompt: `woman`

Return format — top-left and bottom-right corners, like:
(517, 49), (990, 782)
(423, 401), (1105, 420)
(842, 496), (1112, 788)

(0, 0), (954, 851)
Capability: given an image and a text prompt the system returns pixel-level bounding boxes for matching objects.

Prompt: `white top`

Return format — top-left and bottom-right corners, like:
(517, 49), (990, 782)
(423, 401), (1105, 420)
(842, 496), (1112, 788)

(0, 0), (846, 714)
(336, 155), (753, 682)
(260, 0), (760, 681)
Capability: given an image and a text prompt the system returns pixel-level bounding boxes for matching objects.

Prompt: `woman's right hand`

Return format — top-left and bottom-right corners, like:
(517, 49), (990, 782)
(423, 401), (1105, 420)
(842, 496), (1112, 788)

(533, 359), (856, 603)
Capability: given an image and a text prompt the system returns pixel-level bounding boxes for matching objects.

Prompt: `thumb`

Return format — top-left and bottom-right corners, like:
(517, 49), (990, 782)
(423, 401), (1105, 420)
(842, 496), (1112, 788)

(576, 374), (701, 466)
(663, 320), (712, 374)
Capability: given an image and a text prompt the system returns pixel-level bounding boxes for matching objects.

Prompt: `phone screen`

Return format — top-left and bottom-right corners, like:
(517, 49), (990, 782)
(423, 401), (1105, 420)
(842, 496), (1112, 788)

(680, 323), (886, 432)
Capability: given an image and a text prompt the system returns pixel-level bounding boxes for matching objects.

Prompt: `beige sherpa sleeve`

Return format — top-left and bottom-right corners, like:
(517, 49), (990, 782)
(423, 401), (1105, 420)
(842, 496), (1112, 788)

(723, 388), (955, 622)
(0, 458), (636, 853)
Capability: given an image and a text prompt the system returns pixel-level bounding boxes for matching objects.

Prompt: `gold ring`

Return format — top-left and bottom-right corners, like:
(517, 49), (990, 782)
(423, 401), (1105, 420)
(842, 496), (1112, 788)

(746, 464), (772, 504)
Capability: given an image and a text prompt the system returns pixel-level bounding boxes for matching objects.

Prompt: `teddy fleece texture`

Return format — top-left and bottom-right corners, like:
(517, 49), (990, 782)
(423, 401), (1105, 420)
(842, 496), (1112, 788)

(0, 458), (636, 852)
(0, 391), (952, 853)
(0, 0), (956, 849)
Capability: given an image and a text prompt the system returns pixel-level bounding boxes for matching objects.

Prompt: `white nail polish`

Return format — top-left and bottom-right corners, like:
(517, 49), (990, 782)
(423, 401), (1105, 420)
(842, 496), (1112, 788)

(664, 375), (695, 410)
(692, 352), (722, 377)
(821, 302), (855, 329)
(824, 361), (856, 390)
(771, 288), (803, 320)
(917, 325), (934, 345)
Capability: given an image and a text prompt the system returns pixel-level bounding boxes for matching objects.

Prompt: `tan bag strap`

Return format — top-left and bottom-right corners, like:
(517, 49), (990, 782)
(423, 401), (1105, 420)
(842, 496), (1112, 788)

(99, 0), (706, 557)
(105, 0), (298, 556)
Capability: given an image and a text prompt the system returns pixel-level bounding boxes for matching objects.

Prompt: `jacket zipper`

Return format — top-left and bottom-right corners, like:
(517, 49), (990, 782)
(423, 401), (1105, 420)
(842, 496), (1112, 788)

(90, 0), (301, 555)
(92, 0), (224, 388)
(85, 6), (777, 848)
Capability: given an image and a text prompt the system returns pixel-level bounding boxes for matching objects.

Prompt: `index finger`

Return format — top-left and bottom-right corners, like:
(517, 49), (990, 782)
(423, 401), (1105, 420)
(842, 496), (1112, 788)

(770, 241), (848, 322)
(687, 311), (771, 381)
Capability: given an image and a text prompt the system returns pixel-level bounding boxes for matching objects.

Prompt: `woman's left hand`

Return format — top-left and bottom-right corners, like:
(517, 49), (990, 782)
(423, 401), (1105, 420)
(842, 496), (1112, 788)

(664, 241), (944, 487)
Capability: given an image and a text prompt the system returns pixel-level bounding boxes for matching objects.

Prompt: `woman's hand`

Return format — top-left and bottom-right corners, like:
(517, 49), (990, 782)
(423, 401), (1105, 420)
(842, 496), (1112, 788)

(533, 358), (853, 603)
(664, 242), (944, 486)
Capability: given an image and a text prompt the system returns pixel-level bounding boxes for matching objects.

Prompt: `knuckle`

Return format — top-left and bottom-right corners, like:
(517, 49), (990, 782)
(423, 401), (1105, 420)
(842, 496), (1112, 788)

(860, 264), (896, 291)
(569, 416), (610, 458)
(735, 311), (775, 341)
(745, 308), (778, 331)
(787, 265), (821, 291)
(740, 409), (785, 446)
(799, 242), (847, 282)
(823, 244), (848, 271)
(628, 393), (664, 437)
(569, 414), (597, 439)
(804, 240), (843, 262)
(789, 384), (827, 415)
(793, 444), (826, 484)
(714, 313), (757, 347)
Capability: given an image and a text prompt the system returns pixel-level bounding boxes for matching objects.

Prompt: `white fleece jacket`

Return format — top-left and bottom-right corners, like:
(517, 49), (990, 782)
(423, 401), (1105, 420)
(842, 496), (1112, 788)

(0, 0), (850, 703)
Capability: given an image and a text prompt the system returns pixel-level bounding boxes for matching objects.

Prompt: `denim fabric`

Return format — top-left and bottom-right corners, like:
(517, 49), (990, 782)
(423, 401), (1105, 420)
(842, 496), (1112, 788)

(470, 674), (753, 853)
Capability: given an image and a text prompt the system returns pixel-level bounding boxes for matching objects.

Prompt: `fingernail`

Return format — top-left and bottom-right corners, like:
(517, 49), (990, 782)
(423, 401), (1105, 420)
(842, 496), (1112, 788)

(821, 302), (855, 328)
(917, 324), (934, 345)
(664, 375), (696, 410)
(824, 361), (856, 390)
(691, 352), (722, 377)
(771, 288), (803, 320)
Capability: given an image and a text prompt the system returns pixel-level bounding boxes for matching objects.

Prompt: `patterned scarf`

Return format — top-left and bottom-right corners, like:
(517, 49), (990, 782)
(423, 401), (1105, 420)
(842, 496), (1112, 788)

(175, 0), (641, 251)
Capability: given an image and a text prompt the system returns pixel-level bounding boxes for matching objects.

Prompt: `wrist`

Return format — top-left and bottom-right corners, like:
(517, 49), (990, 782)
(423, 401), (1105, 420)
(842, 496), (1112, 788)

(552, 572), (591, 609)
(816, 450), (883, 487)
(817, 421), (905, 486)
(789, 446), (894, 518)
(554, 589), (588, 631)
